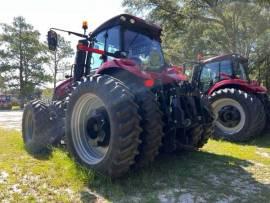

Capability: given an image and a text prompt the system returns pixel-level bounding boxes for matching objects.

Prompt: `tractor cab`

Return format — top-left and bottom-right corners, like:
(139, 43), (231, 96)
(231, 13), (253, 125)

(48, 14), (166, 84)
(197, 54), (249, 92)
(88, 14), (165, 73)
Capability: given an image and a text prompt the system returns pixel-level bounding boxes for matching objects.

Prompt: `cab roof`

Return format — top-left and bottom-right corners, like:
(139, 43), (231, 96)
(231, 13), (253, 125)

(91, 14), (162, 41)
(202, 53), (248, 64)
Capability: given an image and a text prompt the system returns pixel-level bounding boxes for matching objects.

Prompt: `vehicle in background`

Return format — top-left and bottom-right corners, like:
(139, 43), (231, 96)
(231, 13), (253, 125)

(0, 95), (12, 110)
(184, 54), (270, 141)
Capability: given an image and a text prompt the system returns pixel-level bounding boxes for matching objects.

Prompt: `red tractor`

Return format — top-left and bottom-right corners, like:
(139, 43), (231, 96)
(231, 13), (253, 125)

(22, 14), (214, 177)
(185, 54), (270, 141)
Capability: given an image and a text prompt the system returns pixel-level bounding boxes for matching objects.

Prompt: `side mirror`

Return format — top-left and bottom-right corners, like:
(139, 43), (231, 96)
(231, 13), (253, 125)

(47, 30), (58, 51)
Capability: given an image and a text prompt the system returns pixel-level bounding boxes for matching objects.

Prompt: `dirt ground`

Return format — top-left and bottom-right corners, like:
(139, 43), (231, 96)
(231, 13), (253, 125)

(0, 110), (23, 131)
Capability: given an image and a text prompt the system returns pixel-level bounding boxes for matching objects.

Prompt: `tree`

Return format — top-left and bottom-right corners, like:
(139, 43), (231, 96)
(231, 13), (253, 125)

(123, 1), (270, 88)
(249, 29), (270, 89)
(48, 35), (74, 89)
(0, 75), (5, 90)
(0, 16), (51, 106)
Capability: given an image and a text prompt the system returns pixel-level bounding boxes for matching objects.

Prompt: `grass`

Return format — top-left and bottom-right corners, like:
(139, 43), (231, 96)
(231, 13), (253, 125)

(0, 128), (270, 202)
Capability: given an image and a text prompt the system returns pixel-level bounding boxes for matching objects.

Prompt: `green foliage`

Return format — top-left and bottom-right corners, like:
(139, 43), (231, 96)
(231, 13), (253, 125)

(123, 0), (270, 89)
(0, 75), (5, 90)
(0, 16), (52, 101)
(41, 88), (53, 100)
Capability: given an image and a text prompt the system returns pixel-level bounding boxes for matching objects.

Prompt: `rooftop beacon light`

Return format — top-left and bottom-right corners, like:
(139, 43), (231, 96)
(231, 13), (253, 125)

(82, 21), (88, 35)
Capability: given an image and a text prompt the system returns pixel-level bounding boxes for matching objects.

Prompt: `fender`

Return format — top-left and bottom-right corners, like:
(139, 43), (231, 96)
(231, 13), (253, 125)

(54, 60), (185, 99)
(54, 78), (73, 100)
(207, 79), (267, 95)
(97, 59), (187, 85)
(54, 59), (190, 99)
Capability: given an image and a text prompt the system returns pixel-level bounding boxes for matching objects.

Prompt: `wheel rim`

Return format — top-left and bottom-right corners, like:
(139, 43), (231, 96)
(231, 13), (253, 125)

(71, 93), (111, 165)
(212, 98), (246, 134)
(24, 110), (34, 142)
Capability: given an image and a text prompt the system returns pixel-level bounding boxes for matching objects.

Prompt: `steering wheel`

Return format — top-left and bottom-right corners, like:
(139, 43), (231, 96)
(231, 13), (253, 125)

(149, 50), (161, 67)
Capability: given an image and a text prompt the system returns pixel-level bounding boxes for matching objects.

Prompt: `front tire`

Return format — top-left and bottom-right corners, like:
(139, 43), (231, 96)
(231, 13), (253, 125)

(22, 100), (51, 153)
(65, 75), (142, 177)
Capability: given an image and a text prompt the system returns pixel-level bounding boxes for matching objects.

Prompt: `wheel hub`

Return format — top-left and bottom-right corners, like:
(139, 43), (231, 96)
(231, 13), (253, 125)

(71, 93), (111, 165)
(212, 98), (246, 134)
(218, 105), (241, 128)
(86, 108), (110, 147)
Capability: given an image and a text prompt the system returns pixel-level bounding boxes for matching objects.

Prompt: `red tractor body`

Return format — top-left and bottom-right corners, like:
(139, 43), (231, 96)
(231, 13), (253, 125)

(97, 59), (187, 83)
(55, 60), (188, 101)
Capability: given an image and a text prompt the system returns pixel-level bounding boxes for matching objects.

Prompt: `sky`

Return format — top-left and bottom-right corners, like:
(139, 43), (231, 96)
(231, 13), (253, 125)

(0, 0), (125, 87)
(0, 0), (124, 46)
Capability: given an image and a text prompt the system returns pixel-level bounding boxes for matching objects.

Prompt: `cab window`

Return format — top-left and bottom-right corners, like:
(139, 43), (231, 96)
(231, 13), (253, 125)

(90, 26), (120, 69)
(106, 26), (120, 59)
(220, 60), (232, 77)
(235, 62), (247, 80)
(200, 62), (219, 89)
(91, 30), (106, 69)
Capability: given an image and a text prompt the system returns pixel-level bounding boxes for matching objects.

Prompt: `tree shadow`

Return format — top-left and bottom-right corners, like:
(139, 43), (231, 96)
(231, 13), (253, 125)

(211, 131), (270, 148)
(24, 146), (53, 160)
(80, 151), (270, 202)
(243, 131), (270, 148)
(25, 142), (68, 160)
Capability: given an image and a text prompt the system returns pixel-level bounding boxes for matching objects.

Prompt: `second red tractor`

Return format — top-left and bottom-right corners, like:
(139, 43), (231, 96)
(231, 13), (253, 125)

(184, 54), (269, 141)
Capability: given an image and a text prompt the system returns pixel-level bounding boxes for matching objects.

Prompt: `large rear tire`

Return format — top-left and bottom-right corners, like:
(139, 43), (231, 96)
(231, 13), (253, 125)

(108, 71), (164, 168)
(210, 88), (266, 141)
(124, 82), (164, 168)
(65, 75), (142, 178)
(133, 89), (164, 167)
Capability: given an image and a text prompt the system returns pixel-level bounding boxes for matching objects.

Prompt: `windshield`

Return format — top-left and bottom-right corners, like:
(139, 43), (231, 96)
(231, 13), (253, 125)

(123, 29), (165, 71)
